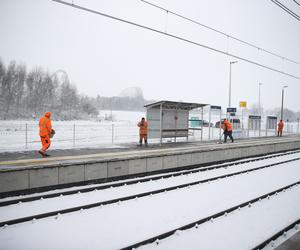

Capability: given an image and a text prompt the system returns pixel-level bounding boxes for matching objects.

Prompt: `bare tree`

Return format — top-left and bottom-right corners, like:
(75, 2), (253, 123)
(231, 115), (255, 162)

(2, 61), (19, 119)
(59, 81), (79, 119)
(0, 59), (145, 120)
(0, 59), (6, 115)
(80, 95), (99, 116)
(15, 64), (26, 116)
(25, 68), (45, 117)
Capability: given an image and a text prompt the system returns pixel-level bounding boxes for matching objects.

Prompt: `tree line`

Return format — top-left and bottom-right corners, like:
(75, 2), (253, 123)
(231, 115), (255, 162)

(248, 104), (300, 122)
(0, 59), (146, 120)
(3, 59), (297, 122)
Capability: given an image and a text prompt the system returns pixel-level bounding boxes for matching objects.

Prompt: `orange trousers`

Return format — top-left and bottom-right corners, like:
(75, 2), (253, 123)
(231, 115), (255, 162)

(40, 136), (51, 152)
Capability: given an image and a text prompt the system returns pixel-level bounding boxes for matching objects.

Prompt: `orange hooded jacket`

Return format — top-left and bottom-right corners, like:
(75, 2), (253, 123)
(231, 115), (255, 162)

(223, 119), (233, 132)
(278, 121), (284, 131)
(138, 120), (148, 135)
(39, 111), (52, 137)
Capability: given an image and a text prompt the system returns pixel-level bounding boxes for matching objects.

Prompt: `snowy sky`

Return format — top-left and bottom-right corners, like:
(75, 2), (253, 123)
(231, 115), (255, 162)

(0, 0), (300, 111)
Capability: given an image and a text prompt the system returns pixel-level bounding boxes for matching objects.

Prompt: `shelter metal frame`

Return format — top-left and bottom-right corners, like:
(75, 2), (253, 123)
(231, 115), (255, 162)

(145, 100), (207, 145)
(265, 116), (278, 136)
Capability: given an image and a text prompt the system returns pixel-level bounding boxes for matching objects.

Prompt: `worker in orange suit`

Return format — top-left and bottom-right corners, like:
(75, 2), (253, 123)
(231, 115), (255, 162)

(277, 119), (284, 137)
(223, 119), (234, 143)
(137, 117), (148, 146)
(38, 111), (54, 157)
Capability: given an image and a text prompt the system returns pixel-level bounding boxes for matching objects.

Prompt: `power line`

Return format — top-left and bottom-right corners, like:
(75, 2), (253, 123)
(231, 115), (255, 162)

(52, 0), (300, 80)
(141, 0), (300, 66)
(271, 0), (300, 22)
(294, 0), (300, 7)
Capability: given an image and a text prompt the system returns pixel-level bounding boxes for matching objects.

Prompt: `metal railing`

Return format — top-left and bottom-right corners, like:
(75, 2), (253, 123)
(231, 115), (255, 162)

(0, 118), (299, 152)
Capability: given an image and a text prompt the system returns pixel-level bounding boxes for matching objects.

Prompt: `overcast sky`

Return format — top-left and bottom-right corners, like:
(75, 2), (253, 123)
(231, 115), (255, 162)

(0, 0), (300, 111)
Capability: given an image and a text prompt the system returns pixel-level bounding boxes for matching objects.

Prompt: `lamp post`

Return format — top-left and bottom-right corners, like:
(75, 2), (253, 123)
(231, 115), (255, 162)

(281, 85), (288, 120)
(258, 83), (262, 116)
(228, 61), (238, 108)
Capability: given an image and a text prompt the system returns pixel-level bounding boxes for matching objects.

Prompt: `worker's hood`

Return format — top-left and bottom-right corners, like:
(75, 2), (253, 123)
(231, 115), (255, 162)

(45, 111), (51, 118)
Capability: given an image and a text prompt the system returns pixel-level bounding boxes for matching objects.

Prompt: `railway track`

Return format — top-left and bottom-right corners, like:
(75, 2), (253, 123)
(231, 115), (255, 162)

(120, 181), (300, 250)
(1, 153), (299, 228)
(1, 149), (300, 207)
(252, 218), (300, 250)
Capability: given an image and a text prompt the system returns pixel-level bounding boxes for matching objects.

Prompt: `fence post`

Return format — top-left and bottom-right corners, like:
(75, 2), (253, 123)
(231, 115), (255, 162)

(259, 118), (261, 137)
(25, 123), (28, 149)
(73, 123), (75, 147)
(241, 108), (244, 138)
(111, 123), (114, 144)
(248, 119), (250, 138)
(200, 107), (203, 142)
(208, 107), (211, 141)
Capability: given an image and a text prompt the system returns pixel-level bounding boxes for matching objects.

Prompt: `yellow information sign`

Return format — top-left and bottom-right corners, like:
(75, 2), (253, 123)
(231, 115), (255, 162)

(239, 101), (247, 108)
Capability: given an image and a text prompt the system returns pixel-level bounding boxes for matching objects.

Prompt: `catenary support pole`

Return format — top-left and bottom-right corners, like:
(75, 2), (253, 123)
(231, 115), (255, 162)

(73, 123), (75, 147)
(201, 107), (203, 142)
(25, 123), (28, 149)
(219, 110), (222, 143)
(208, 106), (211, 140)
(160, 104), (163, 146)
(111, 123), (114, 144)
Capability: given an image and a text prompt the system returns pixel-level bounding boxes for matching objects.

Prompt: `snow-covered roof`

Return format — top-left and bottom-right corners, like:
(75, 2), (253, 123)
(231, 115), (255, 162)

(145, 100), (208, 110)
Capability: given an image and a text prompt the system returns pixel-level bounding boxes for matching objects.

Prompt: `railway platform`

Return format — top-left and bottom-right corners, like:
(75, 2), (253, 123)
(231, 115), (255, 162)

(275, 230), (300, 250)
(1, 135), (300, 196)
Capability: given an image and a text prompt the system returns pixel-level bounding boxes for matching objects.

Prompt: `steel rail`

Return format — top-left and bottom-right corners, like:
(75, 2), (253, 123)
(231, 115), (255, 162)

(52, 0), (300, 80)
(252, 217), (300, 249)
(0, 156), (299, 227)
(120, 181), (300, 250)
(1, 149), (299, 207)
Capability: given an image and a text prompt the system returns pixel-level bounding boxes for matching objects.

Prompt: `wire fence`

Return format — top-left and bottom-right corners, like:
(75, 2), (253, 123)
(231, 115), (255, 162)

(0, 118), (299, 152)
(0, 121), (140, 152)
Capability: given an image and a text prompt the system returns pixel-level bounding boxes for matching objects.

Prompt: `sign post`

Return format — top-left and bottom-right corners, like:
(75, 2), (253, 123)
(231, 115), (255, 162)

(239, 101), (247, 138)
(211, 105), (222, 142)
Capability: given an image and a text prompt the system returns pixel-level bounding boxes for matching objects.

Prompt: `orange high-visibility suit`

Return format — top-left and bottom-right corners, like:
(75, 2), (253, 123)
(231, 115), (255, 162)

(39, 111), (52, 155)
(223, 119), (234, 143)
(138, 118), (148, 146)
(224, 119), (233, 131)
(278, 120), (284, 137)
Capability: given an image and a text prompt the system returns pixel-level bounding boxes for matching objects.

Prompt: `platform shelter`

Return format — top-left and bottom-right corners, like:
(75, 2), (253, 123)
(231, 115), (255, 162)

(145, 100), (207, 144)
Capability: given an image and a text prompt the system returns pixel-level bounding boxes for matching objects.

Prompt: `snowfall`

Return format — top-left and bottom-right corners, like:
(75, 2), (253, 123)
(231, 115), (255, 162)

(1, 110), (300, 250)
(0, 110), (298, 153)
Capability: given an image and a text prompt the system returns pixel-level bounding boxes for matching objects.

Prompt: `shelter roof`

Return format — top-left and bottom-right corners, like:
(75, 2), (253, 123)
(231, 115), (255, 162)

(145, 100), (208, 110)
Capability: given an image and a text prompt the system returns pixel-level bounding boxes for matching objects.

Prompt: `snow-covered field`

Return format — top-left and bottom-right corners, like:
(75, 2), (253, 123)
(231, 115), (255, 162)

(0, 110), (145, 152)
(0, 153), (300, 249)
(0, 110), (299, 153)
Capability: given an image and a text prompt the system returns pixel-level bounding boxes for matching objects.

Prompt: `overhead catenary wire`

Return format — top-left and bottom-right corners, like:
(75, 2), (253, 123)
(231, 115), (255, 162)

(52, 0), (300, 80)
(140, 0), (300, 66)
(294, 0), (300, 7)
(271, 0), (300, 22)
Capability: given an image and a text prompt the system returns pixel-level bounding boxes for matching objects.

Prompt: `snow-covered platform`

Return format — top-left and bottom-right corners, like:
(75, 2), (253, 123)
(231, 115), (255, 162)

(275, 230), (300, 250)
(1, 135), (300, 196)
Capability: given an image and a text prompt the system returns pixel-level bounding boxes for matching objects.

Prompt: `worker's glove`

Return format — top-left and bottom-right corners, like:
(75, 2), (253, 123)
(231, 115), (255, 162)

(50, 129), (56, 138)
